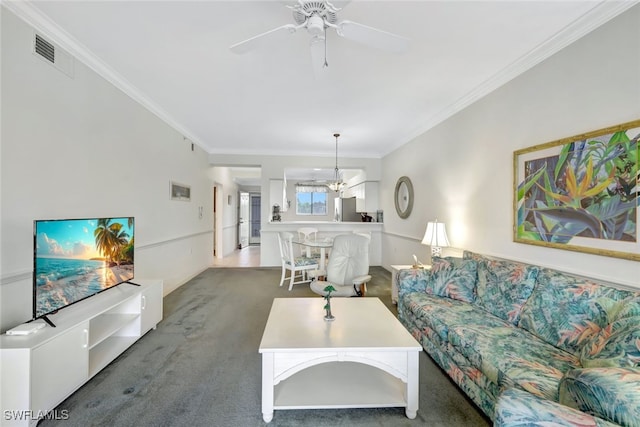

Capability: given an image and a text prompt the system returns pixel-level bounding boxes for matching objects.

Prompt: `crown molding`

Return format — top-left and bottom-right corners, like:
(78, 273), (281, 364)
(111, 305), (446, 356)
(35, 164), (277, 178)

(383, 0), (639, 157)
(2, 0), (205, 150)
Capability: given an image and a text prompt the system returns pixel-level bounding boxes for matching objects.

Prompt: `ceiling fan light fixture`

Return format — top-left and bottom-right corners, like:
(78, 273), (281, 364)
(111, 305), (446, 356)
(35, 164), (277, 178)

(307, 15), (325, 37)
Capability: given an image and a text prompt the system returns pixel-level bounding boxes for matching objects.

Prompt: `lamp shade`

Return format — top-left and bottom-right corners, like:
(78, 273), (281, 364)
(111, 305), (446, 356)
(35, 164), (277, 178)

(421, 221), (450, 247)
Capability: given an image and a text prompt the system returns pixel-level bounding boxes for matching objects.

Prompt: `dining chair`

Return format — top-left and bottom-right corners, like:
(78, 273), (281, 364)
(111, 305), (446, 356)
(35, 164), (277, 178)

(353, 230), (371, 240)
(309, 233), (371, 297)
(297, 227), (320, 258)
(277, 231), (319, 291)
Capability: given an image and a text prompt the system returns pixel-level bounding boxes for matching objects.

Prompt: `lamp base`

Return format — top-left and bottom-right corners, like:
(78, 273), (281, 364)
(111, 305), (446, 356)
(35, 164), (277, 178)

(431, 246), (443, 258)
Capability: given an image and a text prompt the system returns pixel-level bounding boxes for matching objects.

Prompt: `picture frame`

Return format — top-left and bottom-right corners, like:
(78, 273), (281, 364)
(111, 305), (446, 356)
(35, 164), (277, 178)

(170, 181), (191, 201)
(513, 119), (640, 261)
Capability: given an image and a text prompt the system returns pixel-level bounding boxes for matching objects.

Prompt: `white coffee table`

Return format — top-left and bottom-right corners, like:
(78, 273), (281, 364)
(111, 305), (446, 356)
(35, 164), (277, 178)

(259, 297), (421, 423)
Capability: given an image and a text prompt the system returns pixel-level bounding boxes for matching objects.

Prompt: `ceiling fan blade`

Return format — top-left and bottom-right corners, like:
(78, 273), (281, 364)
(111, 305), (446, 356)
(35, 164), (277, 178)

(337, 20), (410, 53)
(230, 24), (297, 54)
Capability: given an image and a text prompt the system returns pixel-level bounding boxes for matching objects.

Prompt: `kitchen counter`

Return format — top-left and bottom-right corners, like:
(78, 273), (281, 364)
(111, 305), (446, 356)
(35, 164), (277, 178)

(266, 220), (382, 225)
(260, 221), (382, 267)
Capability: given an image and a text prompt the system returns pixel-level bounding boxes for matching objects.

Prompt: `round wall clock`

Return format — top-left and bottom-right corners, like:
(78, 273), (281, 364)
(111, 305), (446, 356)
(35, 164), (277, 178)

(394, 176), (414, 219)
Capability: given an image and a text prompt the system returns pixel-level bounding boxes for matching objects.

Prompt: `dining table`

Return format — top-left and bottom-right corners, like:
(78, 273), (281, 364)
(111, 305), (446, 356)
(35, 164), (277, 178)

(292, 236), (334, 270)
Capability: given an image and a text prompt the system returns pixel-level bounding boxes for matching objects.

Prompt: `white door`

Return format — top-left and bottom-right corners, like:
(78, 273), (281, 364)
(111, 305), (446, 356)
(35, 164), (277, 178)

(239, 192), (250, 249)
(213, 186), (217, 257)
(249, 193), (261, 244)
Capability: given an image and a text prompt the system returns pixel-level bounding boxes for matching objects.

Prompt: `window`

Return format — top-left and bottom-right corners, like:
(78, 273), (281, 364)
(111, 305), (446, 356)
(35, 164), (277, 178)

(296, 185), (327, 215)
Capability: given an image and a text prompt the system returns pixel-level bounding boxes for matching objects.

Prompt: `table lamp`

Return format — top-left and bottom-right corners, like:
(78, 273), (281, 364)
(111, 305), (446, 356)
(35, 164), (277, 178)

(421, 220), (450, 258)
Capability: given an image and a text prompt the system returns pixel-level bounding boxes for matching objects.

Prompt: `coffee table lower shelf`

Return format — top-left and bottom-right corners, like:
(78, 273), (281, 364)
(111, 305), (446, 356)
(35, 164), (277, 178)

(264, 361), (414, 422)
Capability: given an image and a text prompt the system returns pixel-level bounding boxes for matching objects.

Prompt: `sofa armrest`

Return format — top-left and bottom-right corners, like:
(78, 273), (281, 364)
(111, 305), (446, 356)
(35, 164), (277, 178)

(397, 268), (431, 297)
(559, 367), (640, 427)
(396, 268), (431, 323)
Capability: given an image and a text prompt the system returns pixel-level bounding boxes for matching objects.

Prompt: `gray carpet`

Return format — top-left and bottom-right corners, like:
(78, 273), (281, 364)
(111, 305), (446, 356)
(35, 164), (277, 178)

(42, 267), (490, 427)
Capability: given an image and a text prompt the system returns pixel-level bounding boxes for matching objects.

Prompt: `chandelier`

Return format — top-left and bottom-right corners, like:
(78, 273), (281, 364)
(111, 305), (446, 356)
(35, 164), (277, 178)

(327, 133), (345, 192)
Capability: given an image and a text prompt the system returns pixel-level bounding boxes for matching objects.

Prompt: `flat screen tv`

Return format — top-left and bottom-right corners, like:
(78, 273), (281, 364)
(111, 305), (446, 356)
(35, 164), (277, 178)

(33, 217), (135, 326)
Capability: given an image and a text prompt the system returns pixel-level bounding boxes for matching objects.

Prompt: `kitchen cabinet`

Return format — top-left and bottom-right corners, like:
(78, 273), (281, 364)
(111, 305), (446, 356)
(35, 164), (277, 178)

(352, 181), (379, 214)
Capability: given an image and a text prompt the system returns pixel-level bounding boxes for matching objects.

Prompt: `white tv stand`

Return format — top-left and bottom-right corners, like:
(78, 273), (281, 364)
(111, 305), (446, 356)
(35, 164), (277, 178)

(0, 279), (163, 427)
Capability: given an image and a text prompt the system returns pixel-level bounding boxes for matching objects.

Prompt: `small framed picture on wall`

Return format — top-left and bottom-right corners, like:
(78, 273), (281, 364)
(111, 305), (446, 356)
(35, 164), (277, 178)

(170, 181), (191, 201)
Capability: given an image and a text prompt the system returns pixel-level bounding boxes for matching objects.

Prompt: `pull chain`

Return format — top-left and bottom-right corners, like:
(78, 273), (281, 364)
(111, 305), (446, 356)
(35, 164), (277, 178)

(323, 28), (328, 68)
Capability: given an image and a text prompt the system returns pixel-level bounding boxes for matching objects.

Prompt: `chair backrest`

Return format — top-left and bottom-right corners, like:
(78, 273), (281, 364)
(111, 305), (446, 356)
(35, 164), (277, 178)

(326, 233), (370, 285)
(297, 227), (318, 242)
(277, 231), (295, 263)
(353, 231), (371, 240)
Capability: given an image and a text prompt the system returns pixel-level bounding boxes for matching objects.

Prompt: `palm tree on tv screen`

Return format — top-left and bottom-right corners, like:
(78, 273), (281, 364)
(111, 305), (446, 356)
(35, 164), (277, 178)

(94, 218), (132, 266)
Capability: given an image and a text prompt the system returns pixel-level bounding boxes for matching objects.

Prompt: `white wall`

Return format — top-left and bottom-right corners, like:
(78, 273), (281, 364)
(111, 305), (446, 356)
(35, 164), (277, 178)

(381, 6), (640, 288)
(209, 166), (240, 257)
(0, 10), (214, 331)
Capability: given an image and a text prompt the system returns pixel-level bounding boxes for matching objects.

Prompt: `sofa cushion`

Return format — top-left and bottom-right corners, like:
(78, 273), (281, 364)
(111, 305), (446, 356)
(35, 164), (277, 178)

(421, 335), (499, 418)
(579, 316), (640, 368)
(402, 292), (510, 344)
(496, 388), (618, 427)
(518, 269), (636, 356)
(427, 257), (477, 303)
(445, 341), (503, 401)
(615, 295), (640, 319)
(473, 258), (539, 325)
(559, 367), (640, 427)
(448, 324), (581, 401)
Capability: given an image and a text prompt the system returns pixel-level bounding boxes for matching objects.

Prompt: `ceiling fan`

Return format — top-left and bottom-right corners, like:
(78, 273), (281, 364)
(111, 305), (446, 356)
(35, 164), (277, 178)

(229, 0), (410, 71)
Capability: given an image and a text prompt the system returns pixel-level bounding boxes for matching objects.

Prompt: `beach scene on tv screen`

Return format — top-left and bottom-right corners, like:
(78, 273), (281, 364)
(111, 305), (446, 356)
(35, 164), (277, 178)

(34, 217), (134, 317)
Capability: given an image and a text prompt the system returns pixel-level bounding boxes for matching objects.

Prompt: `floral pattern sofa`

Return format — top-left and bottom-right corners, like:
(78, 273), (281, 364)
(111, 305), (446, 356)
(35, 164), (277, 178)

(397, 251), (640, 426)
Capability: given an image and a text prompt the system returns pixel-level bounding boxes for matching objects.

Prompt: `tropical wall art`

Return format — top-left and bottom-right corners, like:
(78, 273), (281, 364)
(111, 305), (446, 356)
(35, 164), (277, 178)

(514, 120), (640, 261)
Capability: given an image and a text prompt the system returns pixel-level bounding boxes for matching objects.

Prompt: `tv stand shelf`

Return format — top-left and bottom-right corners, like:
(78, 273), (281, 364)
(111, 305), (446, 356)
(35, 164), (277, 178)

(0, 279), (162, 427)
(89, 313), (139, 348)
(89, 336), (139, 375)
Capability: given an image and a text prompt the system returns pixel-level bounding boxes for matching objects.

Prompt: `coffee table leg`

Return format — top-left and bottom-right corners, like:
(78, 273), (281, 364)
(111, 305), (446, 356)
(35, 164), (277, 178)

(405, 350), (419, 419)
(262, 353), (274, 423)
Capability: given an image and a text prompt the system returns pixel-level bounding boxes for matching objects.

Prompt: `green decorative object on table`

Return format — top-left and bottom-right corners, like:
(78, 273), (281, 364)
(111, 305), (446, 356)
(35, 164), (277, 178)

(323, 285), (336, 321)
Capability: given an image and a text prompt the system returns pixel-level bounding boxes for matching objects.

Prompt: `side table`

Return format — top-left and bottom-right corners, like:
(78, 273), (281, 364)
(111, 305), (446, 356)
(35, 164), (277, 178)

(390, 264), (431, 304)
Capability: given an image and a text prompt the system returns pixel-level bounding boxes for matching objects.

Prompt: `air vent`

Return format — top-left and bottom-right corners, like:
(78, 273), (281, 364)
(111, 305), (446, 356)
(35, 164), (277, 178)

(35, 34), (55, 63)
(32, 33), (74, 78)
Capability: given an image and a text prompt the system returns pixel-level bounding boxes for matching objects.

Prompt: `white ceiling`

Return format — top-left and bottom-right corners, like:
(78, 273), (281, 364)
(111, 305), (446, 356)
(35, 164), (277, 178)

(9, 1), (634, 159)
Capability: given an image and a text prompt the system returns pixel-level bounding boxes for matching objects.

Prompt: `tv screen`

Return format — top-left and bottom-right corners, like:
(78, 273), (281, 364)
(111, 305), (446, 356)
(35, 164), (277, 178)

(33, 217), (135, 320)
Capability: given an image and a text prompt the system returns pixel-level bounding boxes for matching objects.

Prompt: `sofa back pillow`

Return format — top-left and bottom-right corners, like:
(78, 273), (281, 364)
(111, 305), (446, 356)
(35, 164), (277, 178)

(426, 257), (477, 303)
(579, 295), (640, 368)
(472, 258), (539, 325)
(518, 268), (635, 356)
